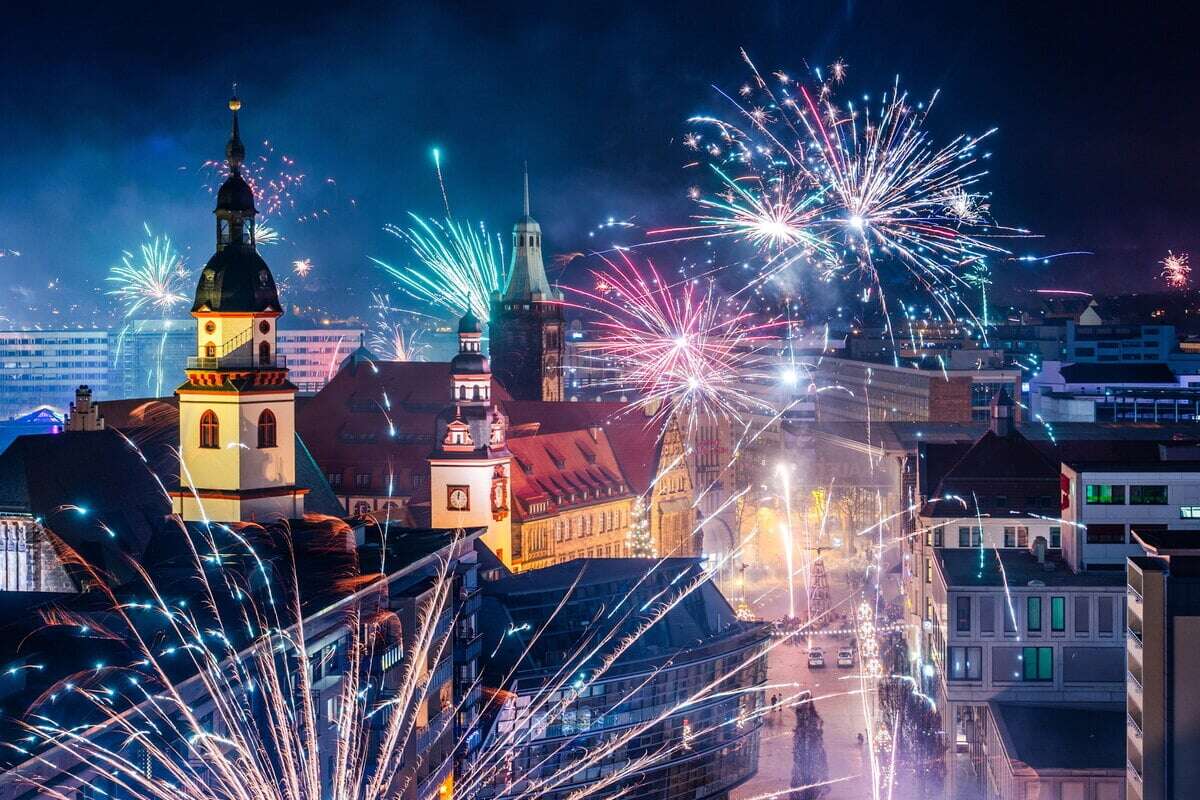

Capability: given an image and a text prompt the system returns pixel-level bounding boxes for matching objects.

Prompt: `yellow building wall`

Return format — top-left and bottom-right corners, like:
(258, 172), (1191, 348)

(514, 495), (636, 571)
(429, 457), (513, 566)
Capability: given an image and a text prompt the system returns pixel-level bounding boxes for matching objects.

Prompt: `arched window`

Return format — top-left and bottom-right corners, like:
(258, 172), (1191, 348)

(257, 409), (277, 448)
(199, 410), (219, 449)
(204, 341), (216, 358)
(259, 341), (271, 366)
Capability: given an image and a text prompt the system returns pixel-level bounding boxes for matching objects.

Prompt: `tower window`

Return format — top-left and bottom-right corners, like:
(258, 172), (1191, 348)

(205, 342), (217, 358)
(199, 410), (219, 449)
(259, 341), (271, 365)
(257, 409), (277, 449)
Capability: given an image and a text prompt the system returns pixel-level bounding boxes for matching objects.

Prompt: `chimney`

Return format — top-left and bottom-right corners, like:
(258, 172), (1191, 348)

(1032, 535), (1048, 563)
(65, 385), (105, 432)
(989, 385), (1014, 437)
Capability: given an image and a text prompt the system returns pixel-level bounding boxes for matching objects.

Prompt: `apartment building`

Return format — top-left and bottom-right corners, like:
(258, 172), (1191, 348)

(925, 545), (1127, 798)
(1125, 530), (1200, 800)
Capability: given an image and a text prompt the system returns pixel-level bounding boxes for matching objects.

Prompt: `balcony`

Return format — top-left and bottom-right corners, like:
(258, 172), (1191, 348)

(1127, 711), (1143, 739)
(187, 353), (287, 370)
(1127, 757), (1143, 784)
(1128, 586), (1143, 610)
(1128, 669), (1143, 698)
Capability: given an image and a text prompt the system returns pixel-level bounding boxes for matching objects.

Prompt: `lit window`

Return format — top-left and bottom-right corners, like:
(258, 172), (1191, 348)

(257, 409), (277, 448)
(199, 410), (219, 449)
(1085, 484), (1124, 505)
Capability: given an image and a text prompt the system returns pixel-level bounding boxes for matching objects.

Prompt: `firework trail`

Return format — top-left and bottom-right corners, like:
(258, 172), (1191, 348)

(8, 471), (782, 800)
(368, 292), (432, 361)
(563, 252), (783, 430)
(255, 222), (282, 246)
(1160, 250), (1191, 290)
(106, 224), (190, 317)
(667, 51), (1034, 344)
(371, 214), (508, 323)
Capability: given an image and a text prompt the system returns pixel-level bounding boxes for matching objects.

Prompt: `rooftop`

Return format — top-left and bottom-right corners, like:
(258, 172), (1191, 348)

(936, 548), (1126, 589)
(1058, 362), (1176, 383)
(990, 702), (1125, 771)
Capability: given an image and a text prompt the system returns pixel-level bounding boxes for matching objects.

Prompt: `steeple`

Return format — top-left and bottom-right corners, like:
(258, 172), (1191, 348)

(502, 168), (559, 301)
(226, 89), (245, 172)
(194, 93), (280, 314)
(523, 161), (530, 218)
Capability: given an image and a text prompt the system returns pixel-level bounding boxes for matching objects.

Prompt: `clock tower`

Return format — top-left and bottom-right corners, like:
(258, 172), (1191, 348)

(171, 94), (305, 523)
(429, 310), (513, 564)
(488, 168), (565, 401)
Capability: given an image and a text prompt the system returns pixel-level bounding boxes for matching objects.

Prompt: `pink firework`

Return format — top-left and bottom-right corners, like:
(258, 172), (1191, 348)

(1160, 250), (1191, 290)
(564, 253), (782, 427)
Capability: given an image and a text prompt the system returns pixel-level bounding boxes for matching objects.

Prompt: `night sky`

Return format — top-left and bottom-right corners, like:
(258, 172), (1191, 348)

(1, 1), (1196, 323)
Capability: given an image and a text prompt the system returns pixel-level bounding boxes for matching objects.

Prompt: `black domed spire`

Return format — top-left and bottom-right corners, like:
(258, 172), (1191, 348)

(459, 308), (482, 334)
(193, 92), (279, 314)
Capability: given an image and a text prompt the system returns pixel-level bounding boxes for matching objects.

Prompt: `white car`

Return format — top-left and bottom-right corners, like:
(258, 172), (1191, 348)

(837, 649), (855, 668)
(807, 648), (825, 668)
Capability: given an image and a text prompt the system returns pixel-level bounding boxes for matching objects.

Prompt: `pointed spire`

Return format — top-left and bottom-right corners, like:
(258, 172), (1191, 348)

(226, 85), (245, 172)
(523, 162), (530, 218)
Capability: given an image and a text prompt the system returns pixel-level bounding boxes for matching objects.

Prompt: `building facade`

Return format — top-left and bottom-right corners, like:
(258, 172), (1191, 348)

(0, 329), (110, 420)
(1125, 530), (1200, 800)
(1060, 457), (1200, 571)
(808, 356), (1022, 424)
(276, 328), (363, 393)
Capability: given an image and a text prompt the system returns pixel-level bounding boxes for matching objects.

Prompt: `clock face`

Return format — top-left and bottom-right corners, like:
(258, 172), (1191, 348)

(447, 486), (470, 511)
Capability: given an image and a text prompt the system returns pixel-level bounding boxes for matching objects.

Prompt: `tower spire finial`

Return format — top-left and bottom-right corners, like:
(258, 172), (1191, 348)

(523, 161), (530, 218)
(226, 85), (245, 172)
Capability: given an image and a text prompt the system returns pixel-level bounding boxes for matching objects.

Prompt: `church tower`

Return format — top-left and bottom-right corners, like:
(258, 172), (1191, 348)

(429, 311), (513, 565)
(171, 95), (305, 523)
(488, 169), (565, 401)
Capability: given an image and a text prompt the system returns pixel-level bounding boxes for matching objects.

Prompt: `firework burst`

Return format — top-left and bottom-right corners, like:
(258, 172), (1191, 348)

(1160, 250), (1191, 290)
(368, 292), (431, 361)
(292, 258), (314, 277)
(673, 51), (1030, 339)
(371, 214), (508, 323)
(106, 224), (190, 317)
(565, 252), (782, 429)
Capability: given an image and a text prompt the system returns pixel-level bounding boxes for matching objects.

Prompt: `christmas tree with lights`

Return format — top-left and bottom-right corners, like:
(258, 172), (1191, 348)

(627, 494), (655, 557)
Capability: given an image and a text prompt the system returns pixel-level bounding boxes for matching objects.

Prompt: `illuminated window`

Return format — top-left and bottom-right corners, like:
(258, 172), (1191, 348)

(259, 341), (271, 365)
(1085, 484), (1124, 504)
(257, 409), (277, 448)
(199, 410), (219, 449)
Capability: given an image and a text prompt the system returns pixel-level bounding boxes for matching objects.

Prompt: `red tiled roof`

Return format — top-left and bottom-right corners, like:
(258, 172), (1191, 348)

(507, 427), (630, 520)
(501, 400), (667, 494)
(297, 361), (511, 493)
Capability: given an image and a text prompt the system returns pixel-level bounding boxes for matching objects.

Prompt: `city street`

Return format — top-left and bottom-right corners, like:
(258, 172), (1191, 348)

(732, 552), (905, 800)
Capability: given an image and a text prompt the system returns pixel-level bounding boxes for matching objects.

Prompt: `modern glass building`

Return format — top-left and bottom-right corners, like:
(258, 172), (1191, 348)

(480, 558), (769, 800)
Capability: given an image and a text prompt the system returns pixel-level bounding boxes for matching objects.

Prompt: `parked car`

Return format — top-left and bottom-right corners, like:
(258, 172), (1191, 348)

(807, 648), (825, 668)
(837, 649), (855, 668)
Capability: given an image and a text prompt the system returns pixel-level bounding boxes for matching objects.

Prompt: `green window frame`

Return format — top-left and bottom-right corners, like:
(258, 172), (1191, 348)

(1027, 597), (1042, 632)
(1085, 484), (1125, 505)
(1051, 596), (1066, 632)
(1022, 646), (1053, 681)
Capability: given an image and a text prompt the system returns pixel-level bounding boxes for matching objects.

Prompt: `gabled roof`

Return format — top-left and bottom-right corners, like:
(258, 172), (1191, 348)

(297, 361), (512, 490)
(507, 428), (629, 520)
(502, 401), (668, 495)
